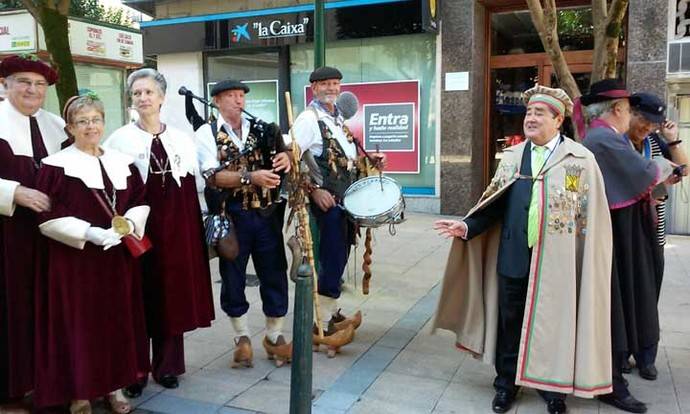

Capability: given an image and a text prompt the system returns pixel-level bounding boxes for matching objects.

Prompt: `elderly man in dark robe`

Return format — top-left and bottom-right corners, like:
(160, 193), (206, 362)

(0, 55), (66, 413)
(582, 79), (674, 414)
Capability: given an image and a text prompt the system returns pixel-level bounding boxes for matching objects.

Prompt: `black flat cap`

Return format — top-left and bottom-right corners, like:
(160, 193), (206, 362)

(580, 79), (631, 106)
(211, 79), (249, 97)
(309, 66), (342, 82)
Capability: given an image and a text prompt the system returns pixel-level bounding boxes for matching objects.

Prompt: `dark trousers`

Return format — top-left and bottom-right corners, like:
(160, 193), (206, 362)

(494, 274), (564, 402)
(633, 343), (658, 369)
(312, 205), (350, 299)
(629, 242), (665, 368)
(219, 203), (288, 318)
(151, 335), (185, 381)
(612, 351), (631, 398)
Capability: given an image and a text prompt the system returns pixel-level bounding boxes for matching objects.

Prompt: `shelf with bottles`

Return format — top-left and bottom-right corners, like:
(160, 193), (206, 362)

(495, 104), (526, 114)
(495, 134), (525, 159)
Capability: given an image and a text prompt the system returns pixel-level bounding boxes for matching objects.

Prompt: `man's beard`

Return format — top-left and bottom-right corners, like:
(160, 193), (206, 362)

(318, 94), (337, 105)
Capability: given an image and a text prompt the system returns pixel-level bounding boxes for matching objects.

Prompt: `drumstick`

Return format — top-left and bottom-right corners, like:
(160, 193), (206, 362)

(375, 144), (383, 191)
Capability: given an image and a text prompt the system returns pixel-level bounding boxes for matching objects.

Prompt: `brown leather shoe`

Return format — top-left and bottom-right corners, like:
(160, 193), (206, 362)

(231, 335), (253, 368)
(263, 335), (292, 367)
(313, 321), (355, 358)
(332, 309), (362, 331)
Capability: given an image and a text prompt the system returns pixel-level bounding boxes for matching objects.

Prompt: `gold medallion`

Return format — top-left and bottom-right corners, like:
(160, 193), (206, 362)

(112, 215), (130, 236)
(430, 0), (436, 18)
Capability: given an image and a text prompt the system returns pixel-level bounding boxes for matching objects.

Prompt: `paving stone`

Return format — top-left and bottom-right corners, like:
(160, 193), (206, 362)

(386, 347), (462, 382)
(138, 394), (221, 414)
(227, 379), (291, 413)
(359, 371), (447, 413)
(162, 368), (259, 405)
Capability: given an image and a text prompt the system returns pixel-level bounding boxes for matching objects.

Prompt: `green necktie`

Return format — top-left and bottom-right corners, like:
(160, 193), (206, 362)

(527, 145), (547, 248)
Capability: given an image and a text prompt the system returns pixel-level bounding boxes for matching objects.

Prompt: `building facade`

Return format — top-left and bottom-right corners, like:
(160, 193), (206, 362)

(125, 0), (670, 217)
(0, 10), (144, 137)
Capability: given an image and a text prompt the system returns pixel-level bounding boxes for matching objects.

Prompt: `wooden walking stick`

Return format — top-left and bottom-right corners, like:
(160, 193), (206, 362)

(285, 91), (324, 339)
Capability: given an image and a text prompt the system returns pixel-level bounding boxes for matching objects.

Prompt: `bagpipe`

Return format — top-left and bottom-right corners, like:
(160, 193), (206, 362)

(179, 86), (285, 208)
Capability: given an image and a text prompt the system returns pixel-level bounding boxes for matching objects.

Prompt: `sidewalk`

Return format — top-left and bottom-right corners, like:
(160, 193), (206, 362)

(116, 212), (689, 414)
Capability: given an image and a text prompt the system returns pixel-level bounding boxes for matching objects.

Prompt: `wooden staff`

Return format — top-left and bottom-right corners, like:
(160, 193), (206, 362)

(362, 228), (373, 294)
(285, 92), (323, 339)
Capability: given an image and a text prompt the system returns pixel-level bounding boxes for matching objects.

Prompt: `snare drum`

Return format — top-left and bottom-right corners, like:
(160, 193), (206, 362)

(342, 176), (405, 228)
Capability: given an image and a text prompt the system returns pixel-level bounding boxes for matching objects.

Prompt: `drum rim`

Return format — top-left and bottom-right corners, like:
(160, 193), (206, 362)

(343, 176), (405, 223)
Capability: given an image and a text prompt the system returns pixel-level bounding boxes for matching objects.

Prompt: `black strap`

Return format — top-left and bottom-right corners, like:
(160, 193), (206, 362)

(211, 119), (218, 139)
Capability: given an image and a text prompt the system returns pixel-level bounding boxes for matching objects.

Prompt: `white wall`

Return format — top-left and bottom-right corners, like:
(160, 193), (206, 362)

(158, 52), (204, 134)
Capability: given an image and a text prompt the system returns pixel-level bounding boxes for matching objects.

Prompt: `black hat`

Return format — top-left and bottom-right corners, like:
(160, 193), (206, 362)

(580, 79), (632, 106)
(210, 79), (249, 97)
(309, 66), (342, 83)
(631, 92), (666, 124)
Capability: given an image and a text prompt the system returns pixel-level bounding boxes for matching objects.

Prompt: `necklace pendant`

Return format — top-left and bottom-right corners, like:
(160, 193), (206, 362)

(112, 215), (130, 236)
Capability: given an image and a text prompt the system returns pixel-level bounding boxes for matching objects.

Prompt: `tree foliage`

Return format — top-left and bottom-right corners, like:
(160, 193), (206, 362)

(526, 0), (629, 99)
(1, 0), (133, 27)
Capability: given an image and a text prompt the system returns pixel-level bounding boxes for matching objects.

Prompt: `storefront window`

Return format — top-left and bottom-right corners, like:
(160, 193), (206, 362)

(290, 33), (438, 195)
(44, 63), (125, 138)
(490, 67), (538, 170)
(206, 51), (282, 122)
(491, 7), (594, 55)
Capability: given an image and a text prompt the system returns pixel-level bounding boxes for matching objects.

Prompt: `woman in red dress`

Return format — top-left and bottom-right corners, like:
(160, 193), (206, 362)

(105, 68), (214, 396)
(35, 95), (150, 414)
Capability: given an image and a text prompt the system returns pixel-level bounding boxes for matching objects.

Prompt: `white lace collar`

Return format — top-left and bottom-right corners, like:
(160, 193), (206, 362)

(41, 145), (133, 190)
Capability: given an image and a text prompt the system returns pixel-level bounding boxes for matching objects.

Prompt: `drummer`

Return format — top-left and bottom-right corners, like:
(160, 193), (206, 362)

(291, 66), (386, 352)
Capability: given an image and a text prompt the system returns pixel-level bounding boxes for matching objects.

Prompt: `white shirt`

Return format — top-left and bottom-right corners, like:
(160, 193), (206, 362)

(194, 113), (251, 172)
(289, 102), (357, 160)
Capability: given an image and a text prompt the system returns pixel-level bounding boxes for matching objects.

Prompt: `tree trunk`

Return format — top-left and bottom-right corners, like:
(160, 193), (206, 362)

(526, 0), (581, 98)
(38, 6), (78, 110)
(591, 0), (628, 83)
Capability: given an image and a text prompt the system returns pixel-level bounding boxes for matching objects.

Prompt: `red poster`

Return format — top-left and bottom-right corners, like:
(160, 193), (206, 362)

(305, 80), (420, 174)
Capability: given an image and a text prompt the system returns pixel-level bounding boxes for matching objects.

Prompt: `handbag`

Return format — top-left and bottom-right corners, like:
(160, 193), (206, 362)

(203, 210), (239, 261)
(91, 189), (153, 258)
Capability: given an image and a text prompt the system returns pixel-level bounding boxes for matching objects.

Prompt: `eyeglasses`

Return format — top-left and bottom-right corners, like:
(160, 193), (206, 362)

(73, 118), (105, 128)
(11, 78), (49, 90)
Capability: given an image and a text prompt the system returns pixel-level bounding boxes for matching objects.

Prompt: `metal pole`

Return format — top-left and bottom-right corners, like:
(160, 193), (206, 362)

(290, 263), (314, 414)
(314, 0), (325, 67)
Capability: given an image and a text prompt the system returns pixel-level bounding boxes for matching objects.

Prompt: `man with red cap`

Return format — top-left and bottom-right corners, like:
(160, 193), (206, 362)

(582, 79), (675, 413)
(0, 54), (66, 412)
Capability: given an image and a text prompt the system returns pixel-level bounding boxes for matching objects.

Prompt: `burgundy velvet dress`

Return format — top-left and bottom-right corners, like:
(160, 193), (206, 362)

(0, 140), (42, 401)
(33, 161), (149, 407)
(142, 137), (214, 338)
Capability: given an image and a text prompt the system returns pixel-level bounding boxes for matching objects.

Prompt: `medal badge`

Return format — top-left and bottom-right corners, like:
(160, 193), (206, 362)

(564, 164), (583, 192)
(112, 215), (130, 236)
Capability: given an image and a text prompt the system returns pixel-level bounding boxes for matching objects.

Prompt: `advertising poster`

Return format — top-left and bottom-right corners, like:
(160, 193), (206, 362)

(305, 80), (420, 174)
(0, 12), (37, 53)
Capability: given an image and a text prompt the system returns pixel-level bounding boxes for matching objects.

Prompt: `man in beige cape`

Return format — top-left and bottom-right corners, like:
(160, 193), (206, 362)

(433, 85), (613, 414)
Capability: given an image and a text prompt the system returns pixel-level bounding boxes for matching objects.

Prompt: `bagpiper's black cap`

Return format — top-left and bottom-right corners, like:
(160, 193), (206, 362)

(631, 92), (666, 124)
(210, 79), (249, 97)
(309, 66), (342, 83)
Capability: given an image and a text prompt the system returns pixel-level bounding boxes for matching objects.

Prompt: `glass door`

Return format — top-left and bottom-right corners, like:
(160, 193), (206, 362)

(489, 66), (539, 172)
(545, 64), (591, 139)
(205, 50), (285, 127)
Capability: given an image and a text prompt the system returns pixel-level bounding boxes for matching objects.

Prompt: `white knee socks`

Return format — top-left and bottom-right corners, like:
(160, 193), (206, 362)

(230, 315), (250, 338)
(265, 316), (285, 343)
